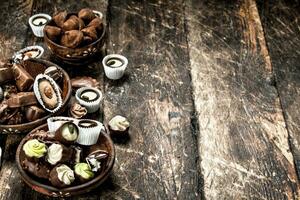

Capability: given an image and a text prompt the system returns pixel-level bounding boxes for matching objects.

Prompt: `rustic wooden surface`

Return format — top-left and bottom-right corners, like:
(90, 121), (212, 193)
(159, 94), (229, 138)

(0, 0), (299, 199)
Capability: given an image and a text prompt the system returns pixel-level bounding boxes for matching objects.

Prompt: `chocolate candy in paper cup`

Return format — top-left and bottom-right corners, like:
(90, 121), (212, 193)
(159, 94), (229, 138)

(29, 13), (51, 37)
(102, 54), (128, 80)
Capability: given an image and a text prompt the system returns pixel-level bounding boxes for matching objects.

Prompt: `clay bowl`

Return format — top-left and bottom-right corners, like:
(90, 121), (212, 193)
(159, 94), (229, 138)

(0, 59), (72, 134)
(43, 12), (106, 65)
(16, 123), (115, 197)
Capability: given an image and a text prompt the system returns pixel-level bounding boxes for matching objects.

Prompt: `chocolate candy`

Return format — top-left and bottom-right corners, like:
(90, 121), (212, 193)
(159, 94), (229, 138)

(54, 122), (79, 145)
(7, 92), (37, 108)
(60, 30), (84, 48)
(12, 64), (34, 91)
(69, 102), (87, 119)
(53, 11), (67, 28)
(44, 25), (62, 41)
(7, 110), (24, 125)
(0, 67), (14, 84)
(3, 85), (17, 99)
(71, 76), (100, 89)
(46, 143), (75, 165)
(49, 164), (75, 188)
(44, 66), (63, 82)
(22, 159), (50, 179)
(86, 149), (108, 172)
(78, 8), (96, 22)
(25, 105), (45, 121)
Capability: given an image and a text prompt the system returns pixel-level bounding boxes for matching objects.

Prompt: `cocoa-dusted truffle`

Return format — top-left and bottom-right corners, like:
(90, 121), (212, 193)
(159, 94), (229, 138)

(46, 143), (74, 165)
(54, 122), (79, 144)
(87, 17), (103, 32)
(53, 11), (67, 28)
(44, 25), (61, 41)
(60, 30), (84, 48)
(49, 164), (75, 188)
(69, 102), (87, 119)
(62, 15), (84, 31)
(78, 8), (96, 23)
(81, 26), (98, 41)
(22, 159), (51, 179)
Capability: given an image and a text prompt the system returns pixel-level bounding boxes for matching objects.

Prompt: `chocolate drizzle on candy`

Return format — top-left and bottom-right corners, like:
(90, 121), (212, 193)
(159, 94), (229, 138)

(33, 74), (62, 113)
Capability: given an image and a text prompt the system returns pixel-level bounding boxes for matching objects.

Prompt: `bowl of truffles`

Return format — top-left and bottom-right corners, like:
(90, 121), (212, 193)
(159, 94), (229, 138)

(44, 8), (105, 64)
(16, 118), (115, 197)
(0, 58), (72, 134)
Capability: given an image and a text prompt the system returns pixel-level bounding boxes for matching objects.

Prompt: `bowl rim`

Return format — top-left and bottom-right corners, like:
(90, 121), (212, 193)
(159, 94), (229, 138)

(0, 58), (72, 130)
(16, 123), (115, 195)
(43, 12), (106, 51)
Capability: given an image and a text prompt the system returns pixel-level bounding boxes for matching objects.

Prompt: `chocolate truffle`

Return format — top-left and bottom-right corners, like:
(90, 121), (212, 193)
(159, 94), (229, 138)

(25, 105), (45, 122)
(62, 15), (82, 31)
(78, 8), (96, 23)
(54, 122), (79, 144)
(22, 159), (51, 179)
(0, 67), (14, 84)
(61, 30), (84, 48)
(69, 102), (87, 119)
(108, 115), (130, 136)
(49, 164), (75, 188)
(44, 25), (62, 41)
(81, 26), (98, 41)
(74, 163), (94, 183)
(87, 17), (103, 32)
(46, 143), (74, 165)
(86, 149), (108, 172)
(53, 11), (67, 28)
(22, 139), (47, 161)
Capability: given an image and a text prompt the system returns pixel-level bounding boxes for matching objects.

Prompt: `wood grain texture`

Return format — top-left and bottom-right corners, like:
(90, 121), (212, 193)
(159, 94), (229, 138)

(104, 0), (201, 199)
(185, 0), (299, 199)
(257, 0), (300, 179)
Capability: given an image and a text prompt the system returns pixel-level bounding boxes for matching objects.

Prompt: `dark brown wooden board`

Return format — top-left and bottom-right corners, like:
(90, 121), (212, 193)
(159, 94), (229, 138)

(104, 0), (201, 199)
(185, 0), (299, 199)
(257, 0), (300, 179)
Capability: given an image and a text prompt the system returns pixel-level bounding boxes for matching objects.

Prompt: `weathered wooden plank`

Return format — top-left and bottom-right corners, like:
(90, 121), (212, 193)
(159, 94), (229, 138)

(257, 0), (300, 179)
(186, 0), (299, 199)
(104, 0), (201, 199)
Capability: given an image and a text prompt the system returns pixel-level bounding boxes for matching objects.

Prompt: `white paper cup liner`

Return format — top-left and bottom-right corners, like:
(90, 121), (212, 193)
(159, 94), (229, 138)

(76, 120), (104, 145)
(12, 45), (44, 64)
(75, 87), (102, 113)
(29, 13), (51, 37)
(102, 54), (128, 80)
(47, 116), (77, 134)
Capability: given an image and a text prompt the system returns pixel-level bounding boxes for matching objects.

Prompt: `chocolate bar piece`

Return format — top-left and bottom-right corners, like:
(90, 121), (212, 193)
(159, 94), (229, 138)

(12, 64), (34, 91)
(7, 92), (37, 108)
(0, 67), (14, 84)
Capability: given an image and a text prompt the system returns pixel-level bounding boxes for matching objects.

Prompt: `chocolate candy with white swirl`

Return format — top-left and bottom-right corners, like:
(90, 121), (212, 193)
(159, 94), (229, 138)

(74, 162), (94, 183)
(49, 164), (75, 188)
(108, 115), (130, 137)
(46, 143), (75, 165)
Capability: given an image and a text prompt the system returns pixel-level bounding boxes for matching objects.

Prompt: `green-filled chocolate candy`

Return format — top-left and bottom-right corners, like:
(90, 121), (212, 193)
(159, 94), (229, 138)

(74, 163), (94, 180)
(23, 139), (47, 158)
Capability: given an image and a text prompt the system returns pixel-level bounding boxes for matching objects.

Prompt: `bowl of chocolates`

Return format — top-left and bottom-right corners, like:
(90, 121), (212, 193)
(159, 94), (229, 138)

(44, 8), (106, 64)
(16, 118), (115, 197)
(0, 59), (72, 134)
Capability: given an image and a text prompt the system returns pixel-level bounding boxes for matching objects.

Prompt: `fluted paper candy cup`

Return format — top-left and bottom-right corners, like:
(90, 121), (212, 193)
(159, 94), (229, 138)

(76, 119), (104, 146)
(29, 13), (51, 37)
(102, 54), (128, 80)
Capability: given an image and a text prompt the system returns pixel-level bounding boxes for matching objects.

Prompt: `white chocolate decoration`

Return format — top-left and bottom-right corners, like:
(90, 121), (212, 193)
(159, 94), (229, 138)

(56, 164), (75, 185)
(108, 115), (130, 131)
(32, 17), (48, 26)
(80, 90), (98, 101)
(106, 58), (123, 68)
(47, 143), (63, 165)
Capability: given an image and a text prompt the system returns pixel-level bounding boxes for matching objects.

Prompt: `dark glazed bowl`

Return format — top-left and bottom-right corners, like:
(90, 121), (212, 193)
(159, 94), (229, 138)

(43, 12), (106, 65)
(0, 59), (72, 134)
(16, 123), (115, 197)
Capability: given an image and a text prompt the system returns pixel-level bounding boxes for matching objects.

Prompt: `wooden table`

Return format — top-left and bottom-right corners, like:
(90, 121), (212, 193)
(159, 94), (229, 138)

(0, 0), (299, 199)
